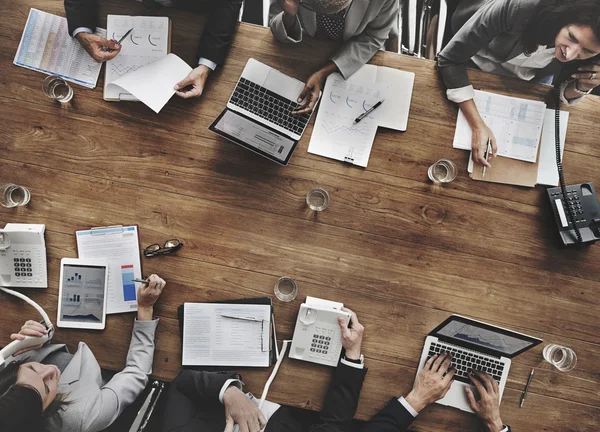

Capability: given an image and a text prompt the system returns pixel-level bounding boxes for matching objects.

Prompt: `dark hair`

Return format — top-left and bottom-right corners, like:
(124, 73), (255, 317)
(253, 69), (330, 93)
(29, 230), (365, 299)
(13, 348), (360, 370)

(0, 360), (69, 429)
(521, 0), (600, 55)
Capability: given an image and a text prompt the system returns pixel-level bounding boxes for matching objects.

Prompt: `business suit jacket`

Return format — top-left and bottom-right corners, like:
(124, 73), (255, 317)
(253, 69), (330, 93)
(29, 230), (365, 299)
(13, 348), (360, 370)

(64, 0), (242, 65)
(268, 0), (399, 79)
(161, 362), (368, 432)
(12, 319), (158, 432)
(359, 398), (415, 432)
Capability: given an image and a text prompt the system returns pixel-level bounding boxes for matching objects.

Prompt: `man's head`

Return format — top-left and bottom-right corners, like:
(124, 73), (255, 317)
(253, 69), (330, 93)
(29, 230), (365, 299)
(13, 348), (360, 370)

(307, 0), (352, 15)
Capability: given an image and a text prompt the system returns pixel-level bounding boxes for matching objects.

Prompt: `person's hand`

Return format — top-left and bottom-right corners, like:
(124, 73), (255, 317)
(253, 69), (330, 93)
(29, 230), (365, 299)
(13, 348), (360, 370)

(136, 274), (166, 320)
(282, 0), (300, 17)
(10, 320), (49, 356)
(76, 33), (121, 62)
(339, 307), (364, 360)
(405, 352), (455, 412)
(293, 70), (326, 115)
(466, 371), (504, 432)
(223, 386), (266, 432)
(174, 65), (212, 99)
(571, 59), (600, 92)
(471, 123), (497, 168)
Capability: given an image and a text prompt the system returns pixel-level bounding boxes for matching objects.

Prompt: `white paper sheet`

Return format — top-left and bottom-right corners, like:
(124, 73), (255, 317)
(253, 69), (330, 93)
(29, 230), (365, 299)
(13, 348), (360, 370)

(112, 53), (192, 113)
(308, 73), (385, 167)
(453, 90), (546, 162)
(105, 15), (170, 100)
(76, 226), (141, 314)
(182, 303), (271, 367)
(14, 9), (104, 88)
(537, 109), (569, 186)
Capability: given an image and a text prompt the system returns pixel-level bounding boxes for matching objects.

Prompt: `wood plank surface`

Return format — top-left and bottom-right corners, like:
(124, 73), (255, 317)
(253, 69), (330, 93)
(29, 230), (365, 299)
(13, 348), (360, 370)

(0, 1), (599, 430)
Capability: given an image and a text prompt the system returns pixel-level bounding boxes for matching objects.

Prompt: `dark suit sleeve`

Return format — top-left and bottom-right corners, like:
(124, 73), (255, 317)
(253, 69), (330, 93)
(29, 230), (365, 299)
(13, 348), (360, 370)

(359, 398), (416, 432)
(64, 0), (98, 36)
(309, 363), (368, 432)
(175, 370), (240, 407)
(196, 0), (243, 65)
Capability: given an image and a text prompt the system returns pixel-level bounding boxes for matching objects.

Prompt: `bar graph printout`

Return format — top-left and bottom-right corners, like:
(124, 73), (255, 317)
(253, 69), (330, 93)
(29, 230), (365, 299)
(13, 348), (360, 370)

(453, 90), (546, 163)
(76, 226), (142, 314)
(14, 9), (105, 88)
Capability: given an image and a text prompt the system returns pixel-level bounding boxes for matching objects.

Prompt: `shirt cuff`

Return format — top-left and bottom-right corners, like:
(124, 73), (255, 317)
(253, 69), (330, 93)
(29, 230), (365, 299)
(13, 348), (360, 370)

(72, 27), (93, 38)
(397, 396), (419, 417)
(446, 84), (475, 104)
(218, 378), (244, 404)
(560, 79), (585, 106)
(340, 357), (364, 369)
(198, 57), (217, 71)
(499, 427), (509, 432)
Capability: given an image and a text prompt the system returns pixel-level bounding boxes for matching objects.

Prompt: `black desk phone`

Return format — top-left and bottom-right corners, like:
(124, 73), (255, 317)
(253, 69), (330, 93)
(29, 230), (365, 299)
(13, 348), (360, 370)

(548, 86), (600, 246)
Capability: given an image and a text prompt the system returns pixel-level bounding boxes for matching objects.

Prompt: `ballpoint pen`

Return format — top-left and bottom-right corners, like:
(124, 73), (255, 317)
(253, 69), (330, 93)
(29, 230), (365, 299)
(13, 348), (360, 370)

(520, 368), (534, 407)
(482, 138), (491, 177)
(354, 99), (385, 124)
(220, 314), (262, 322)
(102, 28), (133, 52)
(132, 278), (149, 284)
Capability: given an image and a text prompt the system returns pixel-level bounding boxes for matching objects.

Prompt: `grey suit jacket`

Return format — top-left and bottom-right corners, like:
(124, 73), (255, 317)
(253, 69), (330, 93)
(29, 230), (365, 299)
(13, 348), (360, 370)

(437, 0), (565, 90)
(12, 319), (158, 432)
(268, 0), (399, 79)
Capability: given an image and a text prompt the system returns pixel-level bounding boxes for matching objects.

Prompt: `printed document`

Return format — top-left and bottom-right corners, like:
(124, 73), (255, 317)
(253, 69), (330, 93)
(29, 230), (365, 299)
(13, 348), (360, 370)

(537, 109), (569, 186)
(453, 90), (546, 162)
(14, 9), (104, 88)
(308, 73), (386, 167)
(76, 226), (142, 314)
(182, 303), (271, 367)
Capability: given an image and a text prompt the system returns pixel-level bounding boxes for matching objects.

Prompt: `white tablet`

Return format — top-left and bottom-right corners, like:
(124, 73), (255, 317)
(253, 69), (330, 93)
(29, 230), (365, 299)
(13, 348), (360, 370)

(57, 258), (109, 330)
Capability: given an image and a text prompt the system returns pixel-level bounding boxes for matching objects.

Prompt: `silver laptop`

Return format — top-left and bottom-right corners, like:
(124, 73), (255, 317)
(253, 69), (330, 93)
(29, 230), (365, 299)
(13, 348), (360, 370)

(416, 315), (542, 413)
(209, 58), (315, 165)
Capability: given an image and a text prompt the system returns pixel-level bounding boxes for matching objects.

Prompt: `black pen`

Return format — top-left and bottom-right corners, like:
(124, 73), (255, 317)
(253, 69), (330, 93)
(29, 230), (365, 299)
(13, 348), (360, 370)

(482, 138), (491, 177)
(132, 278), (149, 284)
(354, 99), (385, 124)
(101, 28), (133, 52)
(520, 368), (534, 407)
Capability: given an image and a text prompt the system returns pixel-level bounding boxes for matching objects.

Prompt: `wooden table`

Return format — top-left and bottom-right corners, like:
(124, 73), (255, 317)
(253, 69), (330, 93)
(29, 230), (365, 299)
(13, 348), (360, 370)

(1, 1), (599, 430)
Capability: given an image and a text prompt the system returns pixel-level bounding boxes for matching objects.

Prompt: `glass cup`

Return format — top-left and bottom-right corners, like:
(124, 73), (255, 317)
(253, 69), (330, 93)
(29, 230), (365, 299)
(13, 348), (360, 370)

(306, 188), (330, 211)
(1, 184), (31, 208)
(543, 344), (577, 372)
(42, 75), (73, 103)
(428, 159), (458, 184)
(274, 277), (298, 302)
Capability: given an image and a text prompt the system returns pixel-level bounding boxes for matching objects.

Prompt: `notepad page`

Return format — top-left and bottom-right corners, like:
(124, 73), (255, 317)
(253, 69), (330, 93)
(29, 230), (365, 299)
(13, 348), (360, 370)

(182, 303), (271, 367)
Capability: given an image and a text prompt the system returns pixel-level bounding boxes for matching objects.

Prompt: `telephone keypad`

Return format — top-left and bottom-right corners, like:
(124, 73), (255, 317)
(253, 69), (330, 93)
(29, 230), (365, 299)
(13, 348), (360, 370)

(11, 249), (39, 284)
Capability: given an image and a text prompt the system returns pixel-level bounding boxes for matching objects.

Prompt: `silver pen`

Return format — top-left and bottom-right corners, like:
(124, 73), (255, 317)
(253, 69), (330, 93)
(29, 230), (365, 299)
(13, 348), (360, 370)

(354, 99), (385, 124)
(482, 138), (491, 177)
(520, 368), (534, 407)
(132, 278), (149, 284)
(220, 314), (262, 322)
(139, 382), (164, 432)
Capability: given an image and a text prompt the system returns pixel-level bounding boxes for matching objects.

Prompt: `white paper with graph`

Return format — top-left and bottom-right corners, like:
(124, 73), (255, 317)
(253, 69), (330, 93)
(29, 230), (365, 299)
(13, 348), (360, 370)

(104, 15), (169, 101)
(453, 90), (546, 163)
(308, 73), (387, 167)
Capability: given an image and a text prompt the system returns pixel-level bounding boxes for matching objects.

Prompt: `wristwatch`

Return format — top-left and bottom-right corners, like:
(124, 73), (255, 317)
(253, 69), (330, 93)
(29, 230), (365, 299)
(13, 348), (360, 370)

(343, 354), (364, 365)
(503, 425), (512, 432)
(573, 80), (594, 95)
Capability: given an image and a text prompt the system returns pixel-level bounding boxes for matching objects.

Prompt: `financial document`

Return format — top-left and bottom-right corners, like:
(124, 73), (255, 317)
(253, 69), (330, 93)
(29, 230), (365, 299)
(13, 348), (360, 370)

(14, 9), (104, 88)
(308, 73), (387, 167)
(453, 90), (546, 163)
(76, 226), (142, 314)
(182, 303), (271, 367)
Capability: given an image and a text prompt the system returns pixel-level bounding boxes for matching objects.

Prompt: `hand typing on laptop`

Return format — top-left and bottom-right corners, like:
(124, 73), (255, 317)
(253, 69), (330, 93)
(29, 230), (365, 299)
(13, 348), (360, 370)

(466, 371), (504, 432)
(404, 352), (456, 412)
(292, 61), (338, 115)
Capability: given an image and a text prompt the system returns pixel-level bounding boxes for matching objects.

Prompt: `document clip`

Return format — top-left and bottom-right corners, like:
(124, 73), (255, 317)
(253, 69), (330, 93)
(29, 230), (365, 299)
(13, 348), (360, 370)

(90, 225), (125, 236)
(343, 156), (355, 164)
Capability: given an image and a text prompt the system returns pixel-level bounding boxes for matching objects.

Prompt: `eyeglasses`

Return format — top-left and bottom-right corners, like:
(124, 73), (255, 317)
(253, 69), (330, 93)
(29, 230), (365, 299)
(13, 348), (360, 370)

(143, 239), (183, 257)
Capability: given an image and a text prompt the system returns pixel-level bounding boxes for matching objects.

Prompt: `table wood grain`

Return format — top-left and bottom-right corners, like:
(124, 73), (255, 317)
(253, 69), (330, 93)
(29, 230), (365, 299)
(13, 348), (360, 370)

(1, 1), (599, 430)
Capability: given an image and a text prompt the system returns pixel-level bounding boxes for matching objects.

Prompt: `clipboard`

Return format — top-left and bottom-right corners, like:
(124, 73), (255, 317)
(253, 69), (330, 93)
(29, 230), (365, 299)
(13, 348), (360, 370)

(177, 297), (277, 370)
(469, 142), (542, 187)
(75, 225), (143, 314)
(103, 17), (172, 102)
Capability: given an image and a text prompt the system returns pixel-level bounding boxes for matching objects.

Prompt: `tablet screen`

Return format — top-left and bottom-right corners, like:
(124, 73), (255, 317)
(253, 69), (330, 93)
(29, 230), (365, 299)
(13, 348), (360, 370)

(60, 264), (107, 323)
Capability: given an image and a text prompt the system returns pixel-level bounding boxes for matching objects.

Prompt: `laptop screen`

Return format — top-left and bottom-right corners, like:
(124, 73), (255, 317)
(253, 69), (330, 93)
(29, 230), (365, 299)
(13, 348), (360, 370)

(210, 109), (296, 165)
(433, 316), (542, 358)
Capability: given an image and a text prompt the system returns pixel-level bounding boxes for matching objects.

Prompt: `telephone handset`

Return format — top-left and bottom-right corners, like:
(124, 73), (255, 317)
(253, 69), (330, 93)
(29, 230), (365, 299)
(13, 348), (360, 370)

(0, 223), (48, 288)
(547, 85), (600, 246)
(289, 296), (351, 367)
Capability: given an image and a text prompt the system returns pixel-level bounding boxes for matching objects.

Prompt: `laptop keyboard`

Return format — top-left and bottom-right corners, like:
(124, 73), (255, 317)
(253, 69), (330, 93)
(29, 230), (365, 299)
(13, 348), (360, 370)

(428, 342), (504, 385)
(229, 78), (311, 136)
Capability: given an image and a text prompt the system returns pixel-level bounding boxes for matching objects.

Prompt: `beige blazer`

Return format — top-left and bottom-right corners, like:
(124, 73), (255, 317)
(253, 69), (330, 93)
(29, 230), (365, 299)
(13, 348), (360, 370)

(269, 0), (399, 79)
(12, 319), (158, 432)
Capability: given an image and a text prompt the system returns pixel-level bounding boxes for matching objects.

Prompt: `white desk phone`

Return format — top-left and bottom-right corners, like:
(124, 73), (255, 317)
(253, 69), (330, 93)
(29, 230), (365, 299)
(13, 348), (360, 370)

(0, 223), (52, 368)
(289, 296), (351, 367)
(0, 223), (48, 288)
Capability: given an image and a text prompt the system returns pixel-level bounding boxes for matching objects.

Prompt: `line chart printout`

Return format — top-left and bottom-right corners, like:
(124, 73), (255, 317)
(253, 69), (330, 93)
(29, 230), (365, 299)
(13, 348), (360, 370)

(13, 9), (105, 88)
(105, 15), (169, 100)
(308, 73), (387, 167)
(453, 90), (546, 163)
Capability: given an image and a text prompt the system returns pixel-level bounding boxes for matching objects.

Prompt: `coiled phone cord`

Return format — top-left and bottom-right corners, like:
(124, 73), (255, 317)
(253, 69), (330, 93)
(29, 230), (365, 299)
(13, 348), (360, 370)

(555, 85), (583, 243)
